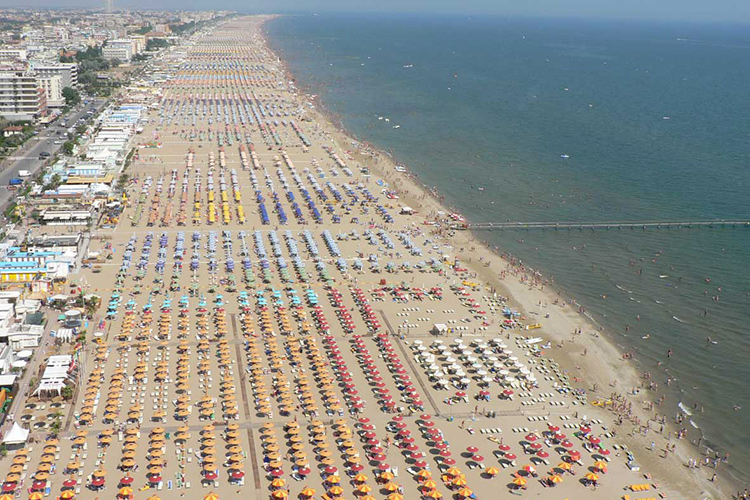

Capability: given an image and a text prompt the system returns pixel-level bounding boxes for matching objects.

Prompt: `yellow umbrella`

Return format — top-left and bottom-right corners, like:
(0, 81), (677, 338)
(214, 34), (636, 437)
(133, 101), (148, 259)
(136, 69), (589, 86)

(204, 493), (220, 500)
(424, 490), (442, 499)
(300, 487), (316, 497)
(457, 488), (473, 497)
(270, 478), (286, 488)
(29, 493), (44, 500)
(384, 483), (400, 492)
(60, 492), (75, 500)
(328, 486), (344, 496)
(118, 487), (133, 496)
(356, 485), (372, 493)
(388, 494), (404, 500)
(512, 477), (527, 487)
(271, 491), (288, 499)
(354, 473), (368, 482)
(585, 472), (599, 482)
(485, 466), (499, 476)
(549, 474), (564, 484)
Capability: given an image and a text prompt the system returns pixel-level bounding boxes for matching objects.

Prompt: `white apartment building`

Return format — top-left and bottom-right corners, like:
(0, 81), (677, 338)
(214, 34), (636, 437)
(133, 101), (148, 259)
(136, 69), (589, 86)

(0, 70), (47, 121)
(30, 62), (78, 88)
(37, 75), (64, 108)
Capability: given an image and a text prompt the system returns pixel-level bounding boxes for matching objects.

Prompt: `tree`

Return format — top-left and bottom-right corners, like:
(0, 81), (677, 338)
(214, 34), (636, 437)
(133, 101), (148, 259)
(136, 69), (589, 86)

(60, 386), (73, 400)
(62, 141), (75, 155)
(62, 86), (80, 106)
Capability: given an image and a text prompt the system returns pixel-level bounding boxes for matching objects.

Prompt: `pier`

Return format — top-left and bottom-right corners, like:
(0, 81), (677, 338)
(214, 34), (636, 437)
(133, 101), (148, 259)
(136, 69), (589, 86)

(456, 220), (750, 231)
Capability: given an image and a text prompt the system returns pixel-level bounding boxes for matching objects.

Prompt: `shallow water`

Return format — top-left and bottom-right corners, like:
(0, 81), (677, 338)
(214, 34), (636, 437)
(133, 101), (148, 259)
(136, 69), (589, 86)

(267, 13), (750, 481)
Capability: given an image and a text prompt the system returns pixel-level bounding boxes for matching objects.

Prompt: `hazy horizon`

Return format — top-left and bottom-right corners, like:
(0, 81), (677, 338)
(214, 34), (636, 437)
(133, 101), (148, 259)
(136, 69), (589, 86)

(6, 0), (750, 25)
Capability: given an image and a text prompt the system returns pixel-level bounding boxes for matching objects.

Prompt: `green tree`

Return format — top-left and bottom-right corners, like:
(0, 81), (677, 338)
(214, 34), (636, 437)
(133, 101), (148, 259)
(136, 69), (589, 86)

(60, 386), (73, 400)
(62, 86), (80, 106)
(62, 141), (75, 155)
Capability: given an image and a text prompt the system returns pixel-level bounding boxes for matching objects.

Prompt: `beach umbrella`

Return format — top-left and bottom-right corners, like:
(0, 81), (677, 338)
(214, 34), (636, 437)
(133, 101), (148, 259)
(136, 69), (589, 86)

(457, 488), (473, 497)
(593, 460), (608, 471)
(387, 494), (403, 500)
(270, 478), (286, 488)
(485, 467), (499, 476)
(204, 493), (219, 500)
(300, 487), (316, 497)
(356, 485), (372, 494)
(271, 491), (288, 499)
(548, 474), (563, 484)
(118, 487), (133, 497)
(384, 483), (400, 492)
(585, 473), (599, 482)
(328, 486), (344, 496)
(60, 493), (75, 500)
(424, 490), (442, 499)
(512, 477), (526, 487)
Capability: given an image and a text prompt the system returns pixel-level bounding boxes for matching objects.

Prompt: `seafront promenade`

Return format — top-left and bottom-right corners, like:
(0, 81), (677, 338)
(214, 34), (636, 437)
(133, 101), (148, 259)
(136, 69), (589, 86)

(0, 15), (714, 500)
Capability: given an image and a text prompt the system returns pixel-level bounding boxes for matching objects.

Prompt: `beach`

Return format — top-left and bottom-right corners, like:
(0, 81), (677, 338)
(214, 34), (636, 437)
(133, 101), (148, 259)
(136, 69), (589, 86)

(1, 14), (732, 500)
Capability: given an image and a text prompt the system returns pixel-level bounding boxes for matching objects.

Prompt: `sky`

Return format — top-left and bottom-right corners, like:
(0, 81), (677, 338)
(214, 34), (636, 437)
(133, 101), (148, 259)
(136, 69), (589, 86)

(8, 0), (750, 24)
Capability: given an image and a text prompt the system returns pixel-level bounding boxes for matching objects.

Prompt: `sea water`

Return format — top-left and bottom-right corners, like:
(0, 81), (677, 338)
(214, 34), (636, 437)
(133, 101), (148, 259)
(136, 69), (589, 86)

(267, 13), (750, 481)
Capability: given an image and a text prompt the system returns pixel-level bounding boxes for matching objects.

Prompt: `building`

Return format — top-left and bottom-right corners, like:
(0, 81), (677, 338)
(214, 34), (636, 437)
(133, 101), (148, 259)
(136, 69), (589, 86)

(0, 49), (28, 62)
(37, 75), (64, 108)
(0, 70), (47, 121)
(102, 39), (133, 61)
(30, 63), (78, 88)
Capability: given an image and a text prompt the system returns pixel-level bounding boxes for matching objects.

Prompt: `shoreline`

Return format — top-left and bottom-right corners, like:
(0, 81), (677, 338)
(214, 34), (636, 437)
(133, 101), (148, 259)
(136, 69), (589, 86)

(262, 14), (734, 499)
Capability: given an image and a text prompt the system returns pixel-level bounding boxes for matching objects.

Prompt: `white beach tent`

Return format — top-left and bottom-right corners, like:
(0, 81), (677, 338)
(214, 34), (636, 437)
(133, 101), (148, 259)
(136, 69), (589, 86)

(3, 422), (29, 445)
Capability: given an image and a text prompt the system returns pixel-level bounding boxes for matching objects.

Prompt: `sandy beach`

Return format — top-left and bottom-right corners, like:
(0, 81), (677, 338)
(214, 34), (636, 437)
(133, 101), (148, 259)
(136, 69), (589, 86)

(0, 14), (730, 500)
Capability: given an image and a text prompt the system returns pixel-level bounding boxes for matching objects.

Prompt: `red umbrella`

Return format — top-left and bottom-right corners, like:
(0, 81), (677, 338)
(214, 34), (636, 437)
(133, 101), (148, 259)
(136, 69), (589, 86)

(434, 442), (448, 450)
(392, 415), (404, 422)
(91, 478), (105, 487)
(358, 417), (370, 424)
(529, 443), (543, 451)
(525, 434), (537, 442)
(377, 463), (390, 471)
(325, 466), (338, 475)
(414, 460), (428, 468)
(230, 471), (245, 479)
(2, 484), (16, 493)
(31, 482), (46, 491)
(63, 479), (77, 488)
(547, 425), (560, 432)
(420, 414), (432, 421)
(203, 472), (218, 481)
(472, 455), (484, 462)
(422, 421), (435, 428)
(298, 468), (311, 476)
(371, 454), (386, 463)
(537, 451), (549, 458)
(120, 477), (134, 485)
(600, 449), (611, 456)
(349, 464), (364, 472)
(568, 450), (581, 460)
(455, 391), (466, 398)
(439, 450), (452, 458)
(561, 441), (573, 448)
(588, 436), (601, 445)
(466, 446), (479, 454)
(498, 444), (511, 452)
(504, 453), (517, 461)
(270, 469), (284, 477)
(149, 476), (163, 484)
(442, 458), (456, 465)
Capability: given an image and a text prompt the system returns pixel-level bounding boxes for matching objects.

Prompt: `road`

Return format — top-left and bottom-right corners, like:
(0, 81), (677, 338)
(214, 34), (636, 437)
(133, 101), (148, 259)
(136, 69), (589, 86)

(0, 98), (108, 209)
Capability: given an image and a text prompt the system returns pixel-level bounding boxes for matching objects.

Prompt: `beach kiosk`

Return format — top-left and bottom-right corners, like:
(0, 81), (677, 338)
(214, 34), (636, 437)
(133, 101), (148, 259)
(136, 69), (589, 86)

(431, 323), (448, 336)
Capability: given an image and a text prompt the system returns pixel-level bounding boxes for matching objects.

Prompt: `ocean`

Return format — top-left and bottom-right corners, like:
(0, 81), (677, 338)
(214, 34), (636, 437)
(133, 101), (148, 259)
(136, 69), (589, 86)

(266, 13), (750, 481)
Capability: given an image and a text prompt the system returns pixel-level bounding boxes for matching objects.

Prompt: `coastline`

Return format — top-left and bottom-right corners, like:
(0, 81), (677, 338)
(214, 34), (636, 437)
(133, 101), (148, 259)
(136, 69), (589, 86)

(262, 14), (732, 500)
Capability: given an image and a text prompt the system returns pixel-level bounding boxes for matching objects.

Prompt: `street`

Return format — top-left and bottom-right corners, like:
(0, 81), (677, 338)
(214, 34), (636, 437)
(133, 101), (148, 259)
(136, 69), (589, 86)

(0, 98), (108, 209)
